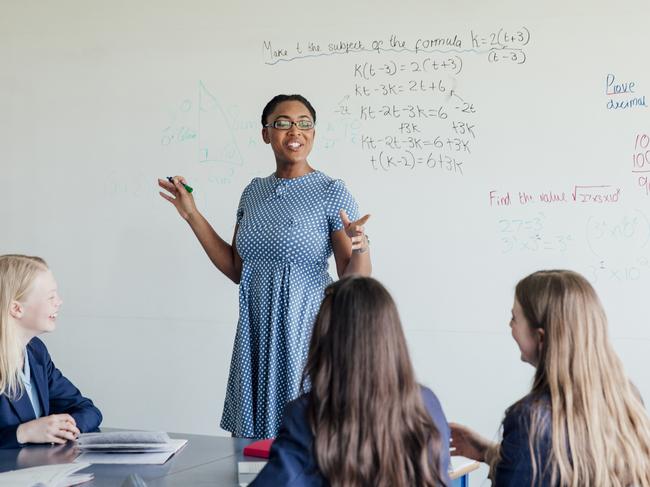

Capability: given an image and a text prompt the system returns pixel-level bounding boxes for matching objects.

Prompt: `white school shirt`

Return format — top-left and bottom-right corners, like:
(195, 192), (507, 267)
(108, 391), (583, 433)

(19, 348), (43, 419)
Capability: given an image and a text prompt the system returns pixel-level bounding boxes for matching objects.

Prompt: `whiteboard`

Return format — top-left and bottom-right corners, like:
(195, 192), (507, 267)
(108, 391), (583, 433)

(2, 1), (649, 476)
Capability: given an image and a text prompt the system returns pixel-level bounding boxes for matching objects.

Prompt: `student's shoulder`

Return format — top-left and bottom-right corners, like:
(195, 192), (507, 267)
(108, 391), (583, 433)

(276, 394), (313, 442)
(504, 391), (551, 433)
(418, 385), (449, 431)
(419, 384), (443, 410)
(26, 337), (50, 358)
(507, 391), (550, 417)
(283, 394), (310, 421)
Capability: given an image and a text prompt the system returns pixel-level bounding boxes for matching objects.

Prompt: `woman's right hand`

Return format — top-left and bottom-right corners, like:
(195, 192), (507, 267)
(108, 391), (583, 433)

(158, 176), (197, 221)
(16, 414), (80, 445)
(449, 422), (494, 462)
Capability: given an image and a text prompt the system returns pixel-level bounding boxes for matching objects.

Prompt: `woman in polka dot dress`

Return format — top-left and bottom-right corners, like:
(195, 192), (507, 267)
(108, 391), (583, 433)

(158, 94), (372, 438)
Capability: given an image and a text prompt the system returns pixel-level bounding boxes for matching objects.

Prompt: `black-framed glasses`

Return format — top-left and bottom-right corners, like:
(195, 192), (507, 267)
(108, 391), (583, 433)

(264, 119), (315, 130)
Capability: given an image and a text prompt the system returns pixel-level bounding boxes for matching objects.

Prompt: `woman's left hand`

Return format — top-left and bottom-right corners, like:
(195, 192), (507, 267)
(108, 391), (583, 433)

(340, 210), (370, 253)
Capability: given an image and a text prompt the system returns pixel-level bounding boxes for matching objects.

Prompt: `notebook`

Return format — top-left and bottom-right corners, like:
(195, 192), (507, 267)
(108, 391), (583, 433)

(75, 431), (187, 465)
(77, 431), (171, 451)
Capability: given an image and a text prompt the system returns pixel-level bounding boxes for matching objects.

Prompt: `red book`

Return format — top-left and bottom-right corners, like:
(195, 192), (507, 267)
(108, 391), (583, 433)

(243, 438), (275, 459)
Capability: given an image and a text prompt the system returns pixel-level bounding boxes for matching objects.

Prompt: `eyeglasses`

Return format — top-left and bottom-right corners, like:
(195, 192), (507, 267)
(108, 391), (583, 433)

(264, 119), (315, 130)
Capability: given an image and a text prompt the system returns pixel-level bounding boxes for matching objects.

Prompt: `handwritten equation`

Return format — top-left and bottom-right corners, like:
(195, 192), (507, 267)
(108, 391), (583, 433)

(633, 133), (650, 196)
(586, 211), (650, 282)
(263, 29), (531, 65)
(266, 29), (530, 175)
(498, 212), (574, 254)
(489, 186), (622, 207)
(495, 209), (650, 283)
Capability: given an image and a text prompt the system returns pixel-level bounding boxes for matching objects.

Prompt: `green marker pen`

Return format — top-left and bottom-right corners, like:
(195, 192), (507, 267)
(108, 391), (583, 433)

(167, 176), (193, 193)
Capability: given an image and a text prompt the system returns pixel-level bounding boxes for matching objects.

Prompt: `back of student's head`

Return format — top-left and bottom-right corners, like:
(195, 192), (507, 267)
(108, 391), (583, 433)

(514, 270), (650, 486)
(0, 254), (49, 398)
(303, 276), (445, 487)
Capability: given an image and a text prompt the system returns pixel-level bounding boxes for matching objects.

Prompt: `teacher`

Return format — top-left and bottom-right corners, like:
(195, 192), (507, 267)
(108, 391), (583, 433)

(158, 94), (371, 438)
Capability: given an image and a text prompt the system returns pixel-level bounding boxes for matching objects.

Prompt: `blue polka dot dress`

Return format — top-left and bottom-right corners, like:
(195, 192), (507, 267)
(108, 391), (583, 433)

(220, 170), (359, 439)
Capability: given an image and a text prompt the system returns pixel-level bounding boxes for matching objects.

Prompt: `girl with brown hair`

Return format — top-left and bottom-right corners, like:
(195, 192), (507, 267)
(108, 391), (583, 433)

(252, 276), (450, 486)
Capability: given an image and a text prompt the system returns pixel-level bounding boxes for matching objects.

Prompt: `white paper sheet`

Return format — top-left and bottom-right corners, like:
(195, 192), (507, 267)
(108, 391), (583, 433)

(0, 462), (92, 487)
(74, 439), (187, 465)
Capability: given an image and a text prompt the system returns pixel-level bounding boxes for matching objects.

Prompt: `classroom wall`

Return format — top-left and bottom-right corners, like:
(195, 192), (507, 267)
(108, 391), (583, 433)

(2, 1), (649, 482)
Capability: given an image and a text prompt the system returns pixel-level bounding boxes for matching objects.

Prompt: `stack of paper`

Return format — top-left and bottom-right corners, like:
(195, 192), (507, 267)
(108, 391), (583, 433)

(237, 460), (267, 487)
(75, 431), (187, 465)
(0, 462), (92, 486)
(238, 438), (274, 486)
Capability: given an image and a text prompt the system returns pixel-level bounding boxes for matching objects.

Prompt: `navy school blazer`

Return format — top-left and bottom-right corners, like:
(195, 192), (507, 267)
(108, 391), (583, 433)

(493, 393), (553, 486)
(0, 337), (102, 448)
(251, 386), (451, 486)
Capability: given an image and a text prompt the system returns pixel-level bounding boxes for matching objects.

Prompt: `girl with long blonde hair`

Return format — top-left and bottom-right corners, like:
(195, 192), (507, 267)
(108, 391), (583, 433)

(451, 270), (650, 486)
(0, 254), (102, 448)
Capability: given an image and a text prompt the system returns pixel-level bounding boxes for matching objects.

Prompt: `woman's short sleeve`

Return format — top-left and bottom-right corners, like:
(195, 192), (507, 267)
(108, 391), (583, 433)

(236, 180), (256, 225)
(325, 179), (359, 233)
